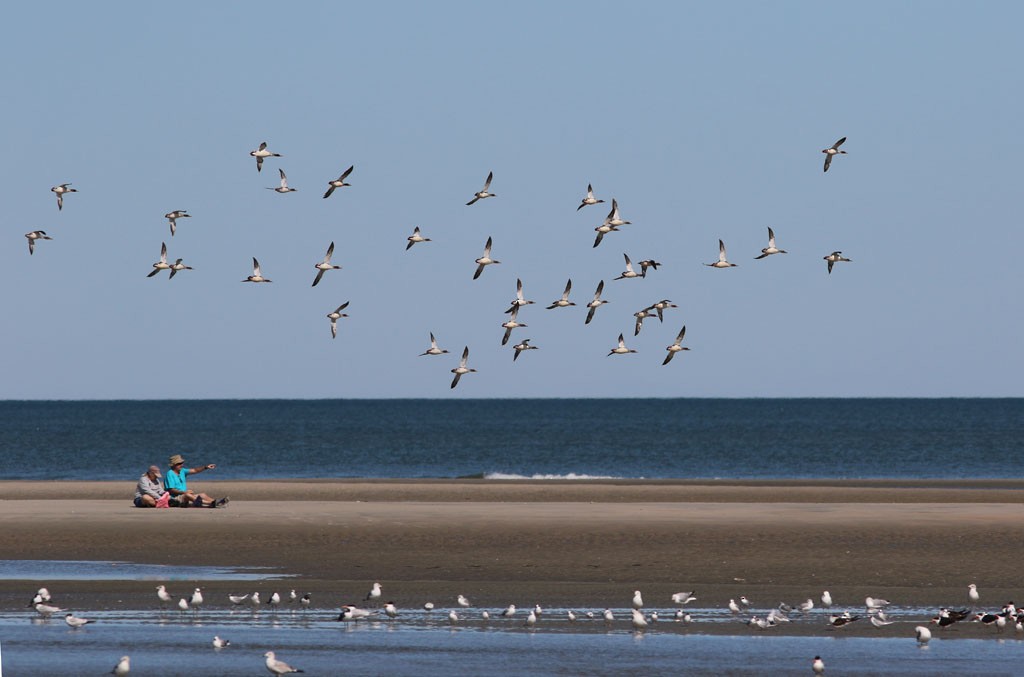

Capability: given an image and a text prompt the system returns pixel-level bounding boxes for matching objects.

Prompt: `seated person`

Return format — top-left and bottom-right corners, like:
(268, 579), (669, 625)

(134, 465), (167, 507)
(165, 453), (229, 508)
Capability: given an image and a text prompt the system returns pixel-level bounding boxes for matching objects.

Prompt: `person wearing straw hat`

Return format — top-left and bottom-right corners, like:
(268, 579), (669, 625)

(133, 465), (167, 508)
(165, 453), (229, 508)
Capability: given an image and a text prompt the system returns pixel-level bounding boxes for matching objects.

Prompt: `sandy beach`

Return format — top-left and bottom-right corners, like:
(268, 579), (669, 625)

(3, 479), (1023, 620)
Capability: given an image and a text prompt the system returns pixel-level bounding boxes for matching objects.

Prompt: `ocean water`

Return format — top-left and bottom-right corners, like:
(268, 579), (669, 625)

(0, 398), (1021, 481)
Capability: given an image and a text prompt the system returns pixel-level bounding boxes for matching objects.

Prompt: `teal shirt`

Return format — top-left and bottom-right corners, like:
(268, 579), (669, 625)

(165, 467), (192, 494)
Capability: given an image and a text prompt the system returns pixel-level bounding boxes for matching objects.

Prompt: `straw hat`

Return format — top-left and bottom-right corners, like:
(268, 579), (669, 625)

(168, 454), (186, 466)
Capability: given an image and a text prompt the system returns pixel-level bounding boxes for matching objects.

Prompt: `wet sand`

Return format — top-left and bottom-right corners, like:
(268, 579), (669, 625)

(2, 479), (1023, 620)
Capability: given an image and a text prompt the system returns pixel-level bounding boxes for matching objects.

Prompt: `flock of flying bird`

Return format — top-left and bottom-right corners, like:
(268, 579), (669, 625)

(24, 137), (855, 390)
(22, 580), (1019, 675)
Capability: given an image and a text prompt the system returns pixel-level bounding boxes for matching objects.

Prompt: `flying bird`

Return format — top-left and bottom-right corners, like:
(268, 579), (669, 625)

(323, 165), (354, 199)
(638, 259), (661, 277)
(164, 210), (191, 237)
(168, 258), (193, 280)
(406, 226), (431, 250)
(662, 326), (690, 365)
(327, 302), (350, 339)
(242, 258), (272, 283)
(824, 251), (851, 274)
(250, 141), (281, 172)
(822, 136), (847, 172)
(608, 333), (637, 356)
(706, 239), (737, 268)
(25, 230), (53, 255)
(312, 242), (341, 287)
(466, 171), (495, 205)
(754, 227), (787, 259)
(51, 183), (76, 211)
(585, 280), (609, 324)
(473, 236), (500, 279)
(505, 278), (535, 313)
(450, 346), (476, 389)
(268, 168), (297, 193)
(614, 253), (642, 280)
(147, 243), (171, 278)
(419, 332), (448, 356)
(546, 279), (575, 309)
(512, 338), (538, 362)
(501, 306), (527, 346)
(577, 183), (604, 211)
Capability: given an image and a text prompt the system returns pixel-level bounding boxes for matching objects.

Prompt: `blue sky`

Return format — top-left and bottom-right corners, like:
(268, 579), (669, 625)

(2, 2), (1021, 398)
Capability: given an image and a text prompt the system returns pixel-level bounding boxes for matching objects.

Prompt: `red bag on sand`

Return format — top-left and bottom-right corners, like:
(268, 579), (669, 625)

(155, 492), (171, 509)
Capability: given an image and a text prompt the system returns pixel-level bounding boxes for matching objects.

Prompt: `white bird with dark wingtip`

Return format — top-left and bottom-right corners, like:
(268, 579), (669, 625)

(822, 137), (847, 172)
(812, 656), (825, 674)
(448, 609), (460, 624)
(512, 338), (538, 362)
(423, 602), (435, 611)
(212, 635), (230, 649)
(177, 598), (189, 613)
(112, 655), (131, 676)
(614, 253), (642, 280)
(365, 582), (382, 604)
(169, 258), (193, 280)
(870, 613), (894, 628)
(312, 242), (341, 287)
(592, 220), (622, 248)
(631, 608), (648, 630)
(915, 625), (932, 645)
(728, 599), (741, 614)
(243, 258), (272, 283)
(263, 650), (303, 675)
(157, 585), (173, 608)
(585, 280), (609, 324)
(672, 591), (697, 605)
(228, 593), (249, 606)
(824, 251), (851, 274)
(607, 333), (637, 356)
(505, 278), (535, 314)
(754, 227), (787, 259)
(420, 332), (448, 356)
(147, 243), (171, 277)
(268, 168), (297, 193)
(473, 236), (499, 279)
(450, 346), (476, 389)
(663, 326), (691, 365)
(798, 598), (815, 613)
(267, 592), (281, 611)
(466, 171), (495, 205)
(51, 183), (76, 211)
(650, 299), (677, 322)
(604, 198), (630, 228)
(164, 210), (191, 237)
(577, 183), (604, 211)
(34, 602), (64, 617)
(633, 306), (657, 336)
(323, 165), (354, 199)
(546, 279), (575, 309)
(865, 597), (890, 611)
(65, 612), (95, 628)
(457, 595), (471, 608)
(706, 239), (737, 268)
(25, 230), (53, 255)
(250, 141), (281, 173)
(406, 226), (431, 250)
(968, 583), (980, 605)
(326, 302), (349, 339)
(500, 604), (516, 618)
(501, 306), (527, 346)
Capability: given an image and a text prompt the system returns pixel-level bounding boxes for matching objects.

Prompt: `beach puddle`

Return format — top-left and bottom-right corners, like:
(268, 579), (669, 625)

(0, 559), (294, 581)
